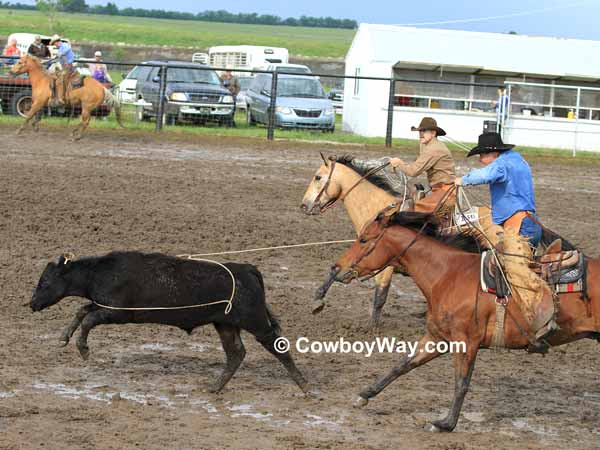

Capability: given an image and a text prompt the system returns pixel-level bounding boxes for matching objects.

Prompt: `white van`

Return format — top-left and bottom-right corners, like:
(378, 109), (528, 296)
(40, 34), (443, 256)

(192, 45), (289, 74)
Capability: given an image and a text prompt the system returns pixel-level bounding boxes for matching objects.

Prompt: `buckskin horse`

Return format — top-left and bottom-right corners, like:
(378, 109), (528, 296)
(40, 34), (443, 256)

(330, 210), (599, 432)
(9, 55), (123, 140)
(301, 154), (410, 328)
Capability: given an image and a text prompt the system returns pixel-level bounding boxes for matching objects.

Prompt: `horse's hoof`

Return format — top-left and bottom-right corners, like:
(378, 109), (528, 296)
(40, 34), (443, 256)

(305, 388), (323, 399)
(353, 396), (368, 408)
(424, 420), (452, 433)
(312, 301), (325, 315)
(58, 338), (69, 347)
(208, 382), (223, 394)
(424, 423), (442, 433)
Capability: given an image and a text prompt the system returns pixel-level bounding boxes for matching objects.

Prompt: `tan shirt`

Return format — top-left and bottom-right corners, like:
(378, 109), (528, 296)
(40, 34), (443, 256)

(394, 138), (456, 186)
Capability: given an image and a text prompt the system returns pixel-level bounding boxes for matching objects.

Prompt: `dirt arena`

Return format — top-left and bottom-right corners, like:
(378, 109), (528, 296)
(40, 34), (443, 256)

(1, 126), (599, 450)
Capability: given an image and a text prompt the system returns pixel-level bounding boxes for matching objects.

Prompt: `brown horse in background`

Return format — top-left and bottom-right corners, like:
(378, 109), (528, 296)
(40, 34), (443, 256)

(331, 211), (600, 432)
(9, 55), (123, 140)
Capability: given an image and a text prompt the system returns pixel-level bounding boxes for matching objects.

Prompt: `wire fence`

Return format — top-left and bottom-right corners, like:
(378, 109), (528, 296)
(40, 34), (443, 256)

(1, 54), (505, 147)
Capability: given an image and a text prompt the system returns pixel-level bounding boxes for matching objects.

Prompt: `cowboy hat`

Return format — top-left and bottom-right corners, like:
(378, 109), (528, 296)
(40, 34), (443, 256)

(50, 34), (61, 44)
(94, 51), (102, 57)
(410, 117), (446, 136)
(467, 132), (514, 157)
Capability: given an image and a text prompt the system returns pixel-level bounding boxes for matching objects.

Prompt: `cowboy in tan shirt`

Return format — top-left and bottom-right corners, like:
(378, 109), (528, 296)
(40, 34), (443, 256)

(390, 117), (456, 212)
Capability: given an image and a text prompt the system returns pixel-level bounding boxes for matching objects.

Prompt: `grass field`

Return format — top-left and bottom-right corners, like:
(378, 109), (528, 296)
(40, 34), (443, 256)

(0, 9), (354, 58)
(1, 111), (599, 162)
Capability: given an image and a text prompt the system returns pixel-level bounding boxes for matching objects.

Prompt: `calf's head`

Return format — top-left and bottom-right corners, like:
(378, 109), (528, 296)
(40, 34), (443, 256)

(31, 253), (75, 312)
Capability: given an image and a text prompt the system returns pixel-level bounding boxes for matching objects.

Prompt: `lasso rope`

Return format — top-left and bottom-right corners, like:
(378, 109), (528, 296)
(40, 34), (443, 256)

(177, 239), (355, 258)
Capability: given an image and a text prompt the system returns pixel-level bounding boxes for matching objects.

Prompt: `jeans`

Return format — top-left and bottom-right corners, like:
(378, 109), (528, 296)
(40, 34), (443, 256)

(520, 215), (542, 247)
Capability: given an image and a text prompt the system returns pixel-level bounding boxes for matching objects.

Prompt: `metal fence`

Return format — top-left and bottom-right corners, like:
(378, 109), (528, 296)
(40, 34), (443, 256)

(0, 55), (504, 147)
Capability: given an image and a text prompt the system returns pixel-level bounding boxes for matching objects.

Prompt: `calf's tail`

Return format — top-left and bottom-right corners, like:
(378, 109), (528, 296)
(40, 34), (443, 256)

(249, 265), (282, 335)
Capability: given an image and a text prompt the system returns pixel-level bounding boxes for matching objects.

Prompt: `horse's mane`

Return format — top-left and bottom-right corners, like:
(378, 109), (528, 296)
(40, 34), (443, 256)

(335, 160), (401, 196)
(387, 211), (482, 254)
(24, 54), (42, 66)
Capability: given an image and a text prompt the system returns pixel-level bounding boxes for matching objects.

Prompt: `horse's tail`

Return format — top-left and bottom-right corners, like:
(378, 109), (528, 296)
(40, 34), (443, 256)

(103, 88), (124, 128)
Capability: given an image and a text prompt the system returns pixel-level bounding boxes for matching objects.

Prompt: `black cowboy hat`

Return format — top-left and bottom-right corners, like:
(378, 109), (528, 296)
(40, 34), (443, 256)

(410, 117), (446, 136)
(467, 132), (514, 157)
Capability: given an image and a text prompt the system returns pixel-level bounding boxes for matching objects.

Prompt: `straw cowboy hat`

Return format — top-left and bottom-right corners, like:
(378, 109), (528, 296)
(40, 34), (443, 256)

(410, 117), (446, 136)
(50, 34), (61, 44)
(467, 132), (514, 157)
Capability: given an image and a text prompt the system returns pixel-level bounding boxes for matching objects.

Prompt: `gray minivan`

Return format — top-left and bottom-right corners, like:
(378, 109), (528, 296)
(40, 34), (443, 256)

(246, 73), (335, 132)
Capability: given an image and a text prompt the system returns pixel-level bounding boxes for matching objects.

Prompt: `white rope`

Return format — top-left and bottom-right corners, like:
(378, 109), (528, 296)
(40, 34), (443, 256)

(440, 136), (471, 152)
(92, 258), (236, 314)
(177, 239), (355, 258)
(393, 1), (592, 26)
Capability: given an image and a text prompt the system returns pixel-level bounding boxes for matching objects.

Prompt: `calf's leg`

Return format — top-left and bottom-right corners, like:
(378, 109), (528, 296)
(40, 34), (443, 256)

(209, 323), (246, 393)
(76, 309), (121, 360)
(253, 328), (308, 393)
(59, 303), (96, 346)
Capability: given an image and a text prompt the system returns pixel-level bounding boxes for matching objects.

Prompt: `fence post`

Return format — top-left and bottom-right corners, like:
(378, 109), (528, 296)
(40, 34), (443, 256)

(385, 79), (396, 148)
(267, 72), (278, 141)
(574, 87), (581, 157)
(155, 65), (168, 132)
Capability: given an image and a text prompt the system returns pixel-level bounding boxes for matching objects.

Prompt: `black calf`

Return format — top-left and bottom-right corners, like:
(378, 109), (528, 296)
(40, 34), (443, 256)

(31, 251), (308, 393)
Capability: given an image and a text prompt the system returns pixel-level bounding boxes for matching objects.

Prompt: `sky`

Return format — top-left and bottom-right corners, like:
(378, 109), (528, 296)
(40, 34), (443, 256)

(23, 0), (600, 41)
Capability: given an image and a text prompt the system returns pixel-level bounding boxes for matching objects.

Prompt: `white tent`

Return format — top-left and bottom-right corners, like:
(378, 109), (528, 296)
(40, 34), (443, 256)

(343, 24), (600, 152)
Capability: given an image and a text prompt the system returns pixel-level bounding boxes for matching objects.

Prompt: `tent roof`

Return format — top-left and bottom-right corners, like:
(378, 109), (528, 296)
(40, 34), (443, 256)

(349, 24), (600, 82)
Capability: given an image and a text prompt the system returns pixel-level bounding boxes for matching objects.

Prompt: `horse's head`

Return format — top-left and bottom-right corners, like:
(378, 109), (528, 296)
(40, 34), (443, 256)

(9, 55), (42, 77)
(333, 211), (395, 283)
(301, 153), (342, 214)
(9, 56), (29, 76)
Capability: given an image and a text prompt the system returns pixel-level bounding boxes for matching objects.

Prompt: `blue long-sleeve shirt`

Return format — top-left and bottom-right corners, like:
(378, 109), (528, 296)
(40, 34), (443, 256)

(57, 42), (74, 64)
(461, 150), (537, 225)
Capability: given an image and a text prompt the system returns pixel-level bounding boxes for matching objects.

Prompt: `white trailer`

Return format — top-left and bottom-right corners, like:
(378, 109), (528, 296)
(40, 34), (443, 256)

(192, 45), (289, 73)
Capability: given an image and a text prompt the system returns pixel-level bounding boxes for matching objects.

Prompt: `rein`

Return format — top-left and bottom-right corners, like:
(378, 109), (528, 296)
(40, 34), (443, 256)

(313, 158), (391, 213)
(350, 185), (458, 282)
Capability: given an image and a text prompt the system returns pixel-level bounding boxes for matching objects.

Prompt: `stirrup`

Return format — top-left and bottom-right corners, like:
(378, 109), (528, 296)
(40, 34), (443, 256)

(526, 320), (558, 355)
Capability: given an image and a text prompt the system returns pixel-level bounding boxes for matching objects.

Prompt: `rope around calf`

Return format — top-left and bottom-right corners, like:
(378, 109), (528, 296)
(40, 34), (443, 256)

(92, 258), (236, 314)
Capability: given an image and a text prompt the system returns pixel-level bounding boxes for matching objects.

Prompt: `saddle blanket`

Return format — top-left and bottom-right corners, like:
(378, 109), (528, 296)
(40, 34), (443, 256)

(480, 250), (585, 296)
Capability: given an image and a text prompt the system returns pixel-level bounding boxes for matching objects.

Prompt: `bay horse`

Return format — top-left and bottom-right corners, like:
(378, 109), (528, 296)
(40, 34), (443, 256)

(9, 55), (123, 140)
(301, 155), (408, 328)
(331, 211), (599, 432)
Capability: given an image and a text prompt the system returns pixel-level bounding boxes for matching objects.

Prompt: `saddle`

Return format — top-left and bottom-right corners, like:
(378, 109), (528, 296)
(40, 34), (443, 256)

(481, 246), (586, 297)
(65, 70), (83, 90)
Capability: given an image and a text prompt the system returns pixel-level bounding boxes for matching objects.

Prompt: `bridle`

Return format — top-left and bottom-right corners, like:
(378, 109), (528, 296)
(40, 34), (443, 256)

(310, 154), (391, 214)
(347, 209), (434, 282)
(345, 186), (457, 282)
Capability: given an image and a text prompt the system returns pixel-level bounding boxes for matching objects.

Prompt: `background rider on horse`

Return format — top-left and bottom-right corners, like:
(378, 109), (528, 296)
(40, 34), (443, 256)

(48, 34), (75, 107)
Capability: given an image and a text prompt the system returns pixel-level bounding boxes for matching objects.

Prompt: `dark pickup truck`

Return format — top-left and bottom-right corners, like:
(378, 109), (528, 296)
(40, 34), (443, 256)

(135, 61), (235, 126)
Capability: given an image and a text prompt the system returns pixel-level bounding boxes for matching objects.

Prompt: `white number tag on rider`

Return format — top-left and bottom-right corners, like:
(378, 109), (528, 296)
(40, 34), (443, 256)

(454, 207), (480, 227)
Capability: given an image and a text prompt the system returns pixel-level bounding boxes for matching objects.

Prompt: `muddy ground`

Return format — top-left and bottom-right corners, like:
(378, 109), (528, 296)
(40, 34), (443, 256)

(1, 127), (599, 450)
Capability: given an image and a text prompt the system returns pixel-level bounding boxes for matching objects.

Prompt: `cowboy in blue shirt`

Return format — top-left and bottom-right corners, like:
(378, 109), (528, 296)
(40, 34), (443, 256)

(455, 132), (556, 351)
(49, 34), (75, 106)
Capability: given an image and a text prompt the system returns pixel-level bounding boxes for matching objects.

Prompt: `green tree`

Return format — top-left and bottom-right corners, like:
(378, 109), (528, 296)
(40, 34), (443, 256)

(35, 0), (61, 33)
(60, 0), (88, 13)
